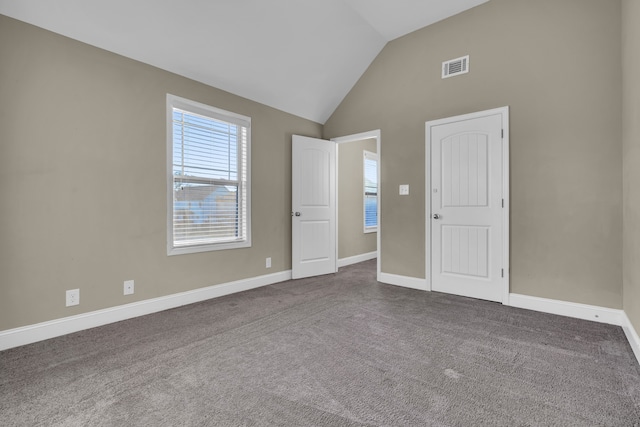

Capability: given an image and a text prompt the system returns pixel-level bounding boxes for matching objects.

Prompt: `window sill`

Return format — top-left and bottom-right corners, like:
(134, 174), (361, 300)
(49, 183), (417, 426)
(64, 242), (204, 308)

(168, 239), (251, 256)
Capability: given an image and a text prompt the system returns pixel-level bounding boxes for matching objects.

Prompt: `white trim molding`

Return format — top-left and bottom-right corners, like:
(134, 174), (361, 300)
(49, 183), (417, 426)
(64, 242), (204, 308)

(4, 270), (638, 367)
(508, 293), (639, 366)
(338, 251), (377, 268)
(622, 312), (640, 366)
(378, 272), (428, 291)
(0, 270), (291, 352)
(508, 293), (625, 326)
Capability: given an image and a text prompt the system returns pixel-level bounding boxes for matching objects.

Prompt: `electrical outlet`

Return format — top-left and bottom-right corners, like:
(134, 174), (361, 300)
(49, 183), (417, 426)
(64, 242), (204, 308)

(399, 184), (410, 195)
(124, 280), (134, 295)
(266, 257), (272, 268)
(66, 289), (79, 307)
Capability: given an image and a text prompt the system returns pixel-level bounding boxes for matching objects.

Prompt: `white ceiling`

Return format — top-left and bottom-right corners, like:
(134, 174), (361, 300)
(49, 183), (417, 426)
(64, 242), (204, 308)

(0, 0), (489, 123)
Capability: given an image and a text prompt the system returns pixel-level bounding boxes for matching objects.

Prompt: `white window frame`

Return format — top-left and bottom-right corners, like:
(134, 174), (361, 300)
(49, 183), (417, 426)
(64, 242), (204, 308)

(363, 150), (378, 233)
(166, 94), (251, 255)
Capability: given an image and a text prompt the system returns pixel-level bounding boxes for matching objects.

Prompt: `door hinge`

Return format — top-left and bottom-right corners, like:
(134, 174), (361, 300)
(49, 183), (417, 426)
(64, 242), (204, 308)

(501, 129), (504, 138)
(501, 269), (504, 278)
(502, 198), (504, 208)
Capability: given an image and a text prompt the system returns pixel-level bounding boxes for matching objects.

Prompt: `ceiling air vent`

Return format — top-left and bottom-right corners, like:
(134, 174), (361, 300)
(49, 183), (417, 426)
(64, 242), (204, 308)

(442, 55), (469, 79)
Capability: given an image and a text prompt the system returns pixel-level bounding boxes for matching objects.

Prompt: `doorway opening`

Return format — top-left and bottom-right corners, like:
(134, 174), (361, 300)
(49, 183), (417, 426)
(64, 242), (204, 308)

(332, 130), (381, 281)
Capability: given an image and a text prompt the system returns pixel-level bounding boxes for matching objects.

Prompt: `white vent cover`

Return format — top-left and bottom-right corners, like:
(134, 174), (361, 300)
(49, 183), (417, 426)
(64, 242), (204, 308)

(442, 55), (469, 79)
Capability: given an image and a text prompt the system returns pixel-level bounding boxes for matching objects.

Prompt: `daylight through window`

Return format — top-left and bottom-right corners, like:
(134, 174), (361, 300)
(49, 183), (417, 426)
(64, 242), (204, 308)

(364, 150), (378, 232)
(167, 95), (251, 255)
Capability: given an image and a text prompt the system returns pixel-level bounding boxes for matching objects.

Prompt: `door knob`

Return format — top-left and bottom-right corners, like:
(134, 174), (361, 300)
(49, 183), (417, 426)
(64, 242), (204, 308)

(295, 212), (302, 217)
(433, 214), (441, 220)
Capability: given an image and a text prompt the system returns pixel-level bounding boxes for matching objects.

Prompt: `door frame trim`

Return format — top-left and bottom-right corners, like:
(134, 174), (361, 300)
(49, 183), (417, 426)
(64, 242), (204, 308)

(332, 130), (382, 282)
(425, 107), (510, 304)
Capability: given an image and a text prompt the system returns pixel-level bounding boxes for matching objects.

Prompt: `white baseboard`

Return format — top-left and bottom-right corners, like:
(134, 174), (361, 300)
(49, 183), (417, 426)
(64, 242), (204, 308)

(338, 251), (377, 268)
(378, 272), (428, 291)
(622, 312), (640, 366)
(507, 293), (625, 326)
(5, 270), (639, 367)
(0, 270), (292, 352)
(503, 294), (640, 366)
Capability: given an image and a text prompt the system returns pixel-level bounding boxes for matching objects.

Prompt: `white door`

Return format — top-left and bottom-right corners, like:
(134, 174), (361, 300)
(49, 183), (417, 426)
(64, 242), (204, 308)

(428, 110), (507, 302)
(292, 135), (337, 279)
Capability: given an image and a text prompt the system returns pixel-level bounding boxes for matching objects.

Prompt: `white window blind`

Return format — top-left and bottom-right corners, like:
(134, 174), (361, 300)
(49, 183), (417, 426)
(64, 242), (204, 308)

(364, 150), (378, 232)
(167, 95), (251, 255)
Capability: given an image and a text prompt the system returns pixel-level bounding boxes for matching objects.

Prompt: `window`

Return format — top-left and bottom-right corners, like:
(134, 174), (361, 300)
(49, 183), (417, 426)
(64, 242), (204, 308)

(364, 150), (378, 233)
(167, 95), (251, 255)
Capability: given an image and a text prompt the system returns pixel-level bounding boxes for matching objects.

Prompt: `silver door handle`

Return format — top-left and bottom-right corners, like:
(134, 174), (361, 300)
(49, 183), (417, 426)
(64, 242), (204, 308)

(433, 214), (441, 220)
(295, 212), (301, 217)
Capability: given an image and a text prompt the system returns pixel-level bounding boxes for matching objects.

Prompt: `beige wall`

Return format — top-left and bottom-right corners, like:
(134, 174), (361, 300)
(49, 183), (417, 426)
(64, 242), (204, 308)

(0, 16), (322, 330)
(338, 138), (377, 259)
(1, 1), (634, 333)
(324, 0), (623, 308)
(623, 0), (640, 332)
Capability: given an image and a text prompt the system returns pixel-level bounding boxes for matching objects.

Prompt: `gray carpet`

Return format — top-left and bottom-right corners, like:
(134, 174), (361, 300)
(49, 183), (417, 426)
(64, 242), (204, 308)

(1, 260), (639, 426)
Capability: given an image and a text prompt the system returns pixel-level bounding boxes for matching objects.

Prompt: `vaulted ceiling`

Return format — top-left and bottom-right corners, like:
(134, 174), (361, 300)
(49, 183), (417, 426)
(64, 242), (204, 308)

(0, 0), (489, 123)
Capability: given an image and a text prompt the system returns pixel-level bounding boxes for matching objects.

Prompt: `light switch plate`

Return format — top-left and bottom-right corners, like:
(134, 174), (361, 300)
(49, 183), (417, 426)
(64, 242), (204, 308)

(399, 185), (409, 195)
